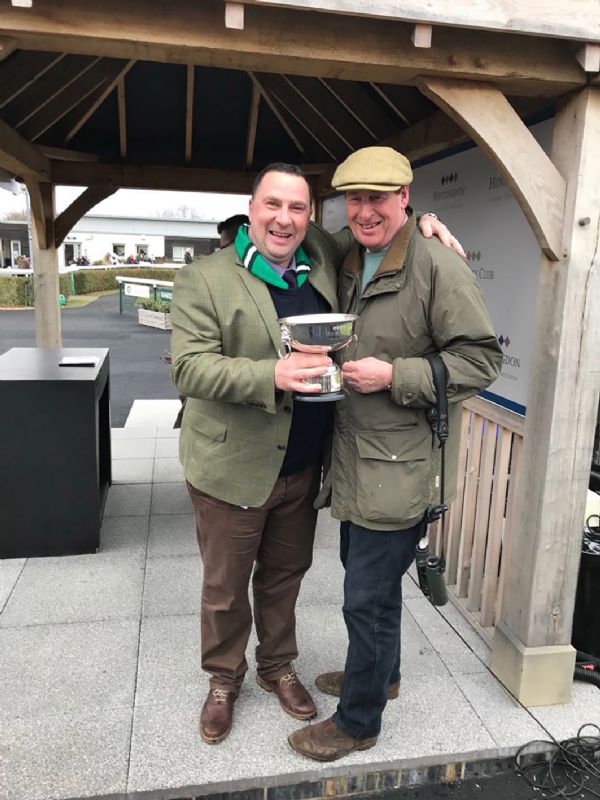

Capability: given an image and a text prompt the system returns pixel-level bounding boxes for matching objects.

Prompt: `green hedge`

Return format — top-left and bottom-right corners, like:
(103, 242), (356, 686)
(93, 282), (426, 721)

(0, 267), (177, 307)
(0, 276), (34, 306)
(73, 267), (177, 294)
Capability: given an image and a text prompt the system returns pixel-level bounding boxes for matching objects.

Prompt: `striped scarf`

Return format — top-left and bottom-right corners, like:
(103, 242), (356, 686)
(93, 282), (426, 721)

(234, 224), (311, 289)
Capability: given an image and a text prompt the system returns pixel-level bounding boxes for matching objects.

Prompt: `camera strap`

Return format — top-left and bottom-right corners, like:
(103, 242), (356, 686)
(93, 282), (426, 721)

(424, 354), (449, 524)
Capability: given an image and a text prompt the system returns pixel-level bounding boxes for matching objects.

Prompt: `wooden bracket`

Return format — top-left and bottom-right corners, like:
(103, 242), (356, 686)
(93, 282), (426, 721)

(225, 2), (245, 30)
(411, 24), (432, 49)
(576, 43), (600, 73)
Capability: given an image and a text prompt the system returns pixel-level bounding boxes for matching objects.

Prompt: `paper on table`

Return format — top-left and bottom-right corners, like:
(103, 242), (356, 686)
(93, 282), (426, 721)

(58, 356), (99, 367)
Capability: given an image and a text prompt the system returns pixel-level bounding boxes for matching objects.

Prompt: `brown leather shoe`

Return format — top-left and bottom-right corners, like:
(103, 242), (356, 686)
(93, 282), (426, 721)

(288, 717), (377, 762)
(199, 687), (236, 744)
(315, 671), (400, 700)
(257, 670), (317, 720)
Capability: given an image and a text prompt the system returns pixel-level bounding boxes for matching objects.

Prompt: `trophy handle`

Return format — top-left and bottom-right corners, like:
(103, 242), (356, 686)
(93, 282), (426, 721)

(335, 332), (358, 352)
(279, 325), (293, 359)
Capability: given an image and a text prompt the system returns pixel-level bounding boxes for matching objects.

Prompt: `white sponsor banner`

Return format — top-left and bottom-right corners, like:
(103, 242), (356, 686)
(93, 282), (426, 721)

(322, 120), (553, 415)
(124, 282), (150, 298)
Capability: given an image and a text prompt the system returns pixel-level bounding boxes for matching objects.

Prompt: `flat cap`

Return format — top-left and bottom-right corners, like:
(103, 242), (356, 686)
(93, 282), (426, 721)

(332, 146), (413, 192)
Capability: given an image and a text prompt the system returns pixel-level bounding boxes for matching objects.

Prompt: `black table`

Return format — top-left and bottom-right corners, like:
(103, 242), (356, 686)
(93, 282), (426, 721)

(0, 348), (111, 558)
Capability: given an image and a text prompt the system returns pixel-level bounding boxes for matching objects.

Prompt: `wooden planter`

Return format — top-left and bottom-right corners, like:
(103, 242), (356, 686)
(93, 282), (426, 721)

(138, 308), (172, 330)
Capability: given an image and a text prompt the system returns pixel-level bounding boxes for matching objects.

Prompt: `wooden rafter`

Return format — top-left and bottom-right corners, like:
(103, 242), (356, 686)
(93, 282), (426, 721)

(322, 80), (396, 140)
(420, 78), (566, 260)
(39, 145), (98, 161)
(283, 75), (354, 150)
(256, 73), (346, 159)
(319, 79), (377, 140)
(0, 1), (584, 96)
(245, 83), (260, 168)
(117, 77), (127, 159)
(20, 59), (112, 142)
(50, 160), (258, 194)
(0, 117), (50, 178)
(0, 51), (65, 109)
(369, 83), (410, 126)
(185, 64), (194, 162)
(411, 24), (432, 48)
(247, 72), (305, 154)
(3, 55), (100, 129)
(64, 59), (135, 143)
(54, 186), (118, 247)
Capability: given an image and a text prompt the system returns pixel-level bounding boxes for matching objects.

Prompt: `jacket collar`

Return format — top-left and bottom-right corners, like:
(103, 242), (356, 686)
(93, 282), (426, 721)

(342, 211), (416, 283)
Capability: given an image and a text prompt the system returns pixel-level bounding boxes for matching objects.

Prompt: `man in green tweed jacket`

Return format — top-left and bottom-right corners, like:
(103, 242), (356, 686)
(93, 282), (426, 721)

(171, 162), (459, 745)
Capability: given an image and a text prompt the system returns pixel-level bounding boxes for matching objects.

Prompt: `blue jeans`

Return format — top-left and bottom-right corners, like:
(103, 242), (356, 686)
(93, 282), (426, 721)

(333, 519), (425, 739)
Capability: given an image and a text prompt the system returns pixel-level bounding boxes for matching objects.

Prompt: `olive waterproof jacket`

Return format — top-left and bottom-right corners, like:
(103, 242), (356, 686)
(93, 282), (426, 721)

(327, 214), (503, 531)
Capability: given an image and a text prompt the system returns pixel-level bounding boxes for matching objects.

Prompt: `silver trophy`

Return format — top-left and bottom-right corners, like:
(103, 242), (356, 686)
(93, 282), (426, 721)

(278, 313), (358, 402)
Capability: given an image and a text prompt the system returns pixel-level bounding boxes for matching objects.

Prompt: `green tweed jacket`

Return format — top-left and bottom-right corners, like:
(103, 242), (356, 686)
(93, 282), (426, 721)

(170, 223), (349, 507)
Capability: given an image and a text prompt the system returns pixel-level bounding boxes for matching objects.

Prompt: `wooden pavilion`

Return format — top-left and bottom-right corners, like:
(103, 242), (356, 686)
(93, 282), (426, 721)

(0, 0), (598, 707)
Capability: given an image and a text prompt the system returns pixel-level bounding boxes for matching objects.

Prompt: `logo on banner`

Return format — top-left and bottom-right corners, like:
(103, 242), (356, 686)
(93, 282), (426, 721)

(466, 250), (494, 280)
(498, 334), (521, 370)
(432, 171), (466, 204)
(488, 174), (511, 203)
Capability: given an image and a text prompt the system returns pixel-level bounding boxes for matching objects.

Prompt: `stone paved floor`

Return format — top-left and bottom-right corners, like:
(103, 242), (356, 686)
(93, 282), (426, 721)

(2, 423), (599, 800)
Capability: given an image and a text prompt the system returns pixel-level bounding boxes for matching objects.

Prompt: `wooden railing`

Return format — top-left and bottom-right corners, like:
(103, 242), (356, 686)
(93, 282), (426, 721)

(429, 396), (525, 646)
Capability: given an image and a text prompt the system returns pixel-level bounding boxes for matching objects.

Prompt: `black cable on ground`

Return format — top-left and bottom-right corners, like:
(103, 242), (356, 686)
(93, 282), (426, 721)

(515, 724), (600, 798)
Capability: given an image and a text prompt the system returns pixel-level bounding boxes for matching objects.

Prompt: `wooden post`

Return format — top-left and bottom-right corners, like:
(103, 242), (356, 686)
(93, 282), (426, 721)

(26, 180), (62, 348)
(491, 87), (600, 705)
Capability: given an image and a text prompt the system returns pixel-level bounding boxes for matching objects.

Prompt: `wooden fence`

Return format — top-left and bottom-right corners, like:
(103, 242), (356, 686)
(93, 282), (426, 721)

(429, 396), (525, 646)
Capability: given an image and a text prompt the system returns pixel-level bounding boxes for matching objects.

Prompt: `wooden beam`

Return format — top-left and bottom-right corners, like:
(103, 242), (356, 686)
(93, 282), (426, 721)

(0, 117), (50, 178)
(369, 82), (410, 125)
(576, 43), (600, 73)
(243, 0), (600, 43)
(54, 186), (117, 246)
(322, 79), (397, 140)
(117, 77), (127, 159)
(319, 78), (378, 140)
(39, 145), (98, 161)
(3, 54), (99, 129)
(225, 2), (245, 30)
(19, 59), (109, 141)
(185, 64), (195, 162)
(0, 51), (65, 109)
(25, 177), (54, 250)
(247, 72), (305, 154)
(257, 73), (341, 160)
(420, 78), (566, 260)
(284, 75), (355, 150)
(0, 1), (584, 96)
(0, 36), (17, 61)
(411, 23), (432, 49)
(50, 160), (258, 194)
(492, 86), (600, 704)
(245, 83), (260, 168)
(64, 60), (135, 143)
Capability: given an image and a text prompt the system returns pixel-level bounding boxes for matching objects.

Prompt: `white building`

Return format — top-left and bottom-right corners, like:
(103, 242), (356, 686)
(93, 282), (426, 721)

(60, 214), (220, 267)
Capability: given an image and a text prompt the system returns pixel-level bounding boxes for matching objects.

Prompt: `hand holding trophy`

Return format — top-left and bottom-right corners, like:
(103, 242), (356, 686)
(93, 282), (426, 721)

(277, 313), (358, 401)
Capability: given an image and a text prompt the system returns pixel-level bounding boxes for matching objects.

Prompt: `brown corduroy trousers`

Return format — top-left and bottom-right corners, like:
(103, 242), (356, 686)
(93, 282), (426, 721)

(187, 464), (320, 692)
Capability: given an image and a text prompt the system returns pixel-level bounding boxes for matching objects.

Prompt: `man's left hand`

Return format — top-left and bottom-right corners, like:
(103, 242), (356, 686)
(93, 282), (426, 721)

(419, 215), (466, 258)
(342, 358), (393, 394)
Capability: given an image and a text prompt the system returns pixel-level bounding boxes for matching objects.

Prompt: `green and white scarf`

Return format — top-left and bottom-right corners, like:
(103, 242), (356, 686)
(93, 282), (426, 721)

(234, 224), (311, 289)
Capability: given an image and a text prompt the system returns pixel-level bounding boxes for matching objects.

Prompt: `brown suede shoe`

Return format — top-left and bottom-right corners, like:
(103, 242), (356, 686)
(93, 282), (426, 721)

(199, 687), (237, 744)
(257, 670), (317, 720)
(315, 671), (400, 700)
(288, 717), (377, 761)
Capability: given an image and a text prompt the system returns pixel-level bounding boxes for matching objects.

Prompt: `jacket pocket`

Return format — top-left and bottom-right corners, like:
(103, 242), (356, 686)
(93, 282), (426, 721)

(185, 408), (227, 442)
(354, 429), (431, 523)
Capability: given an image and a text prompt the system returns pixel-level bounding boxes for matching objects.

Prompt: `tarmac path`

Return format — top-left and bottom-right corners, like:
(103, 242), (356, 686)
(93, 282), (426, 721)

(0, 292), (177, 425)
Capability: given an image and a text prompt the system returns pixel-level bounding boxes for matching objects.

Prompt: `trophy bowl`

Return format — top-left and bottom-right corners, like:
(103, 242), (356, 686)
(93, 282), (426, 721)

(278, 313), (358, 402)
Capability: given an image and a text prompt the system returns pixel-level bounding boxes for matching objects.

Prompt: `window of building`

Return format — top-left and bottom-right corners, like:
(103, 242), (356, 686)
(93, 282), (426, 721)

(172, 245), (193, 262)
(136, 244), (149, 259)
(112, 243), (125, 257)
(10, 240), (21, 267)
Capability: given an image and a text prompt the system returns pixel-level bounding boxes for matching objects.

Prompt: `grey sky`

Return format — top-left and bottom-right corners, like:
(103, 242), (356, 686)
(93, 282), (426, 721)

(0, 186), (250, 221)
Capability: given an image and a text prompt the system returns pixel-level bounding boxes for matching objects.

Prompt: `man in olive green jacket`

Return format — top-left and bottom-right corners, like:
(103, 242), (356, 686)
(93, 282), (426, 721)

(171, 161), (459, 746)
(289, 147), (502, 762)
